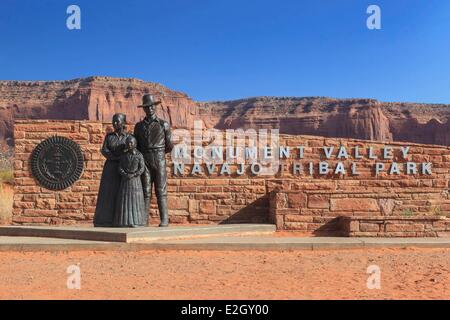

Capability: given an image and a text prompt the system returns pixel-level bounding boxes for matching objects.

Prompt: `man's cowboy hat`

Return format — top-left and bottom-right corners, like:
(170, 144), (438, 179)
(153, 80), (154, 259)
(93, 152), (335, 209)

(138, 94), (162, 108)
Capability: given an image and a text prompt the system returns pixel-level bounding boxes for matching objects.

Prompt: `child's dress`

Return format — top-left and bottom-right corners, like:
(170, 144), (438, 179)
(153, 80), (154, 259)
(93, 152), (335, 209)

(114, 150), (148, 227)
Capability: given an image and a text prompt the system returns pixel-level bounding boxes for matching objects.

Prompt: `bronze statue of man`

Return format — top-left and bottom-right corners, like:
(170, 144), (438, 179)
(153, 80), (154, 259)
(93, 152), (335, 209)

(134, 94), (174, 227)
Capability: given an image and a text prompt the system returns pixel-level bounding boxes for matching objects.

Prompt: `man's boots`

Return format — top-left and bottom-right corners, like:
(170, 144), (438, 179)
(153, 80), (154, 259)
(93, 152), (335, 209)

(157, 196), (169, 227)
(144, 197), (150, 226)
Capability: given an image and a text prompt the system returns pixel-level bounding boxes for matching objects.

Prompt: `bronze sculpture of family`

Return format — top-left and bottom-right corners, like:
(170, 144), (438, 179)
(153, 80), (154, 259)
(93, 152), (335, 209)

(93, 94), (173, 228)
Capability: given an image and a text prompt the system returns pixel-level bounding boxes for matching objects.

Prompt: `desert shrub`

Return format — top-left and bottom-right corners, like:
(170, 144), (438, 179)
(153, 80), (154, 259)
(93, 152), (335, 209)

(0, 142), (13, 184)
(401, 208), (416, 216)
(0, 170), (13, 184)
(0, 142), (13, 223)
(430, 206), (443, 216)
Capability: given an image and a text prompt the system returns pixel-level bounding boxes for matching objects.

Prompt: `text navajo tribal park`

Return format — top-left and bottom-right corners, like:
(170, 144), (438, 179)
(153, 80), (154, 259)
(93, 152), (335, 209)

(172, 145), (432, 177)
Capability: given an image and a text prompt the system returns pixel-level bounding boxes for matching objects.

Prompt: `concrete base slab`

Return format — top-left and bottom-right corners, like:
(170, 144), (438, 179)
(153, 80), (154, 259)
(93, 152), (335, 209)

(1, 235), (450, 252)
(0, 236), (118, 252)
(151, 236), (450, 250)
(0, 224), (276, 243)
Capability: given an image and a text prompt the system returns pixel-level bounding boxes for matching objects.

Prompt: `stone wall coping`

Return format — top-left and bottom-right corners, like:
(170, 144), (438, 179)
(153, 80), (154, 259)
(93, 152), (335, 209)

(340, 216), (446, 221)
(15, 120), (121, 126)
(270, 190), (446, 195)
(269, 188), (447, 195)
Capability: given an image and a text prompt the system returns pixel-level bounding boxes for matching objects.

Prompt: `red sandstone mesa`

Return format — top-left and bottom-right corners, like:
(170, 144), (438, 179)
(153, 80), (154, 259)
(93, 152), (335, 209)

(201, 97), (450, 146)
(1, 76), (450, 146)
(0, 77), (197, 145)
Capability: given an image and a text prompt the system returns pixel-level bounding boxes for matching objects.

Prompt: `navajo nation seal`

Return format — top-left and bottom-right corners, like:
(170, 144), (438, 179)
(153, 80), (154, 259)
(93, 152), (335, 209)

(31, 136), (84, 190)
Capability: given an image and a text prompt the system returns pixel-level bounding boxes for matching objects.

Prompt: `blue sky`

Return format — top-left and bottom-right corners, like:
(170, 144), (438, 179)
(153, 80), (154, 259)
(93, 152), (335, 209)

(1, 0), (450, 103)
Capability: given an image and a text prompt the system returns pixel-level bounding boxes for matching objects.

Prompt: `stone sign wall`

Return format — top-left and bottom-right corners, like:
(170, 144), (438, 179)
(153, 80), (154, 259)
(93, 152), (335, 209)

(13, 120), (268, 226)
(12, 120), (450, 236)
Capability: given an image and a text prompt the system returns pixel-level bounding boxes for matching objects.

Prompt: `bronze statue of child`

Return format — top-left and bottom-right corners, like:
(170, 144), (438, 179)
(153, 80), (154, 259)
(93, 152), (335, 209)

(113, 135), (148, 227)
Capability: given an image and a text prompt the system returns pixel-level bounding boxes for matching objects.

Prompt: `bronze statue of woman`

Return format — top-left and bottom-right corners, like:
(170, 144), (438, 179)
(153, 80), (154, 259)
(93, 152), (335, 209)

(94, 113), (130, 227)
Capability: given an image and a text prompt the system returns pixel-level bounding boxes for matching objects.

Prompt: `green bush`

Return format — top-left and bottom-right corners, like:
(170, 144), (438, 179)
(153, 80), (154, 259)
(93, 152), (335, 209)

(401, 208), (416, 216)
(0, 142), (13, 184)
(0, 170), (13, 184)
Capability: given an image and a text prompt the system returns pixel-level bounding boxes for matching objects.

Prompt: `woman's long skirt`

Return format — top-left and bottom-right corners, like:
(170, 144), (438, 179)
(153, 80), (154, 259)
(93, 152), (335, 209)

(93, 160), (121, 227)
(113, 176), (148, 227)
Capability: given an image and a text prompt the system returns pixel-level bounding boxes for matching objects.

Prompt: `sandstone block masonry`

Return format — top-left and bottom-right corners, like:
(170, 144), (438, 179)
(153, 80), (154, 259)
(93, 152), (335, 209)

(12, 120), (450, 236)
(13, 120), (268, 226)
(338, 216), (449, 237)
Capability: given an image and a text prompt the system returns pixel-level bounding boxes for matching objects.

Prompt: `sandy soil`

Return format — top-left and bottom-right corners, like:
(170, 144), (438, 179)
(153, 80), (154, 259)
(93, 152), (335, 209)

(0, 247), (448, 300)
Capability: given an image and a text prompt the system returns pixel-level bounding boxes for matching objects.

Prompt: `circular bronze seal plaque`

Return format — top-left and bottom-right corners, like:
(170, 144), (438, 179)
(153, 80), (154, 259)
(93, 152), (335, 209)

(31, 136), (84, 190)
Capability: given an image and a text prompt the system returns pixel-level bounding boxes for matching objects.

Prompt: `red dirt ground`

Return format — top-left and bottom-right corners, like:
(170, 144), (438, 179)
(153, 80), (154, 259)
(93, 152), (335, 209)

(0, 248), (448, 300)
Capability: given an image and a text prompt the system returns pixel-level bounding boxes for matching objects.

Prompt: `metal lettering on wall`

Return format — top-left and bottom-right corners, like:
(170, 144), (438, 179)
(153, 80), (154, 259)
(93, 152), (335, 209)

(31, 136), (84, 190)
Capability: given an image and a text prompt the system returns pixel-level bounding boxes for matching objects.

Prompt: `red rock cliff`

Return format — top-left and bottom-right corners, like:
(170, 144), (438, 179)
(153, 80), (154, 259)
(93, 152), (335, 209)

(1, 77), (449, 146)
(199, 97), (450, 146)
(0, 76), (197, 144)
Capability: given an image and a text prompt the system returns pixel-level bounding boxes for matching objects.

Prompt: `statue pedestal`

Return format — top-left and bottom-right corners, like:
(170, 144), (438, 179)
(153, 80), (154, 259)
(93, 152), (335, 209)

(0, 224), (275, 243)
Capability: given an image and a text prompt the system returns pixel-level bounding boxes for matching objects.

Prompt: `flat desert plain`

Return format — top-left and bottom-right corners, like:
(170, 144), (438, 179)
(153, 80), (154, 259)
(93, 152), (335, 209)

(0, 247), (448, 299)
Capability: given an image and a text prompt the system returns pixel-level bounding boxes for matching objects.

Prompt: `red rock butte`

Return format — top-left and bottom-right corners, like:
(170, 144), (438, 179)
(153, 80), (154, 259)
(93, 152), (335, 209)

(1, 76), (449, 146)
